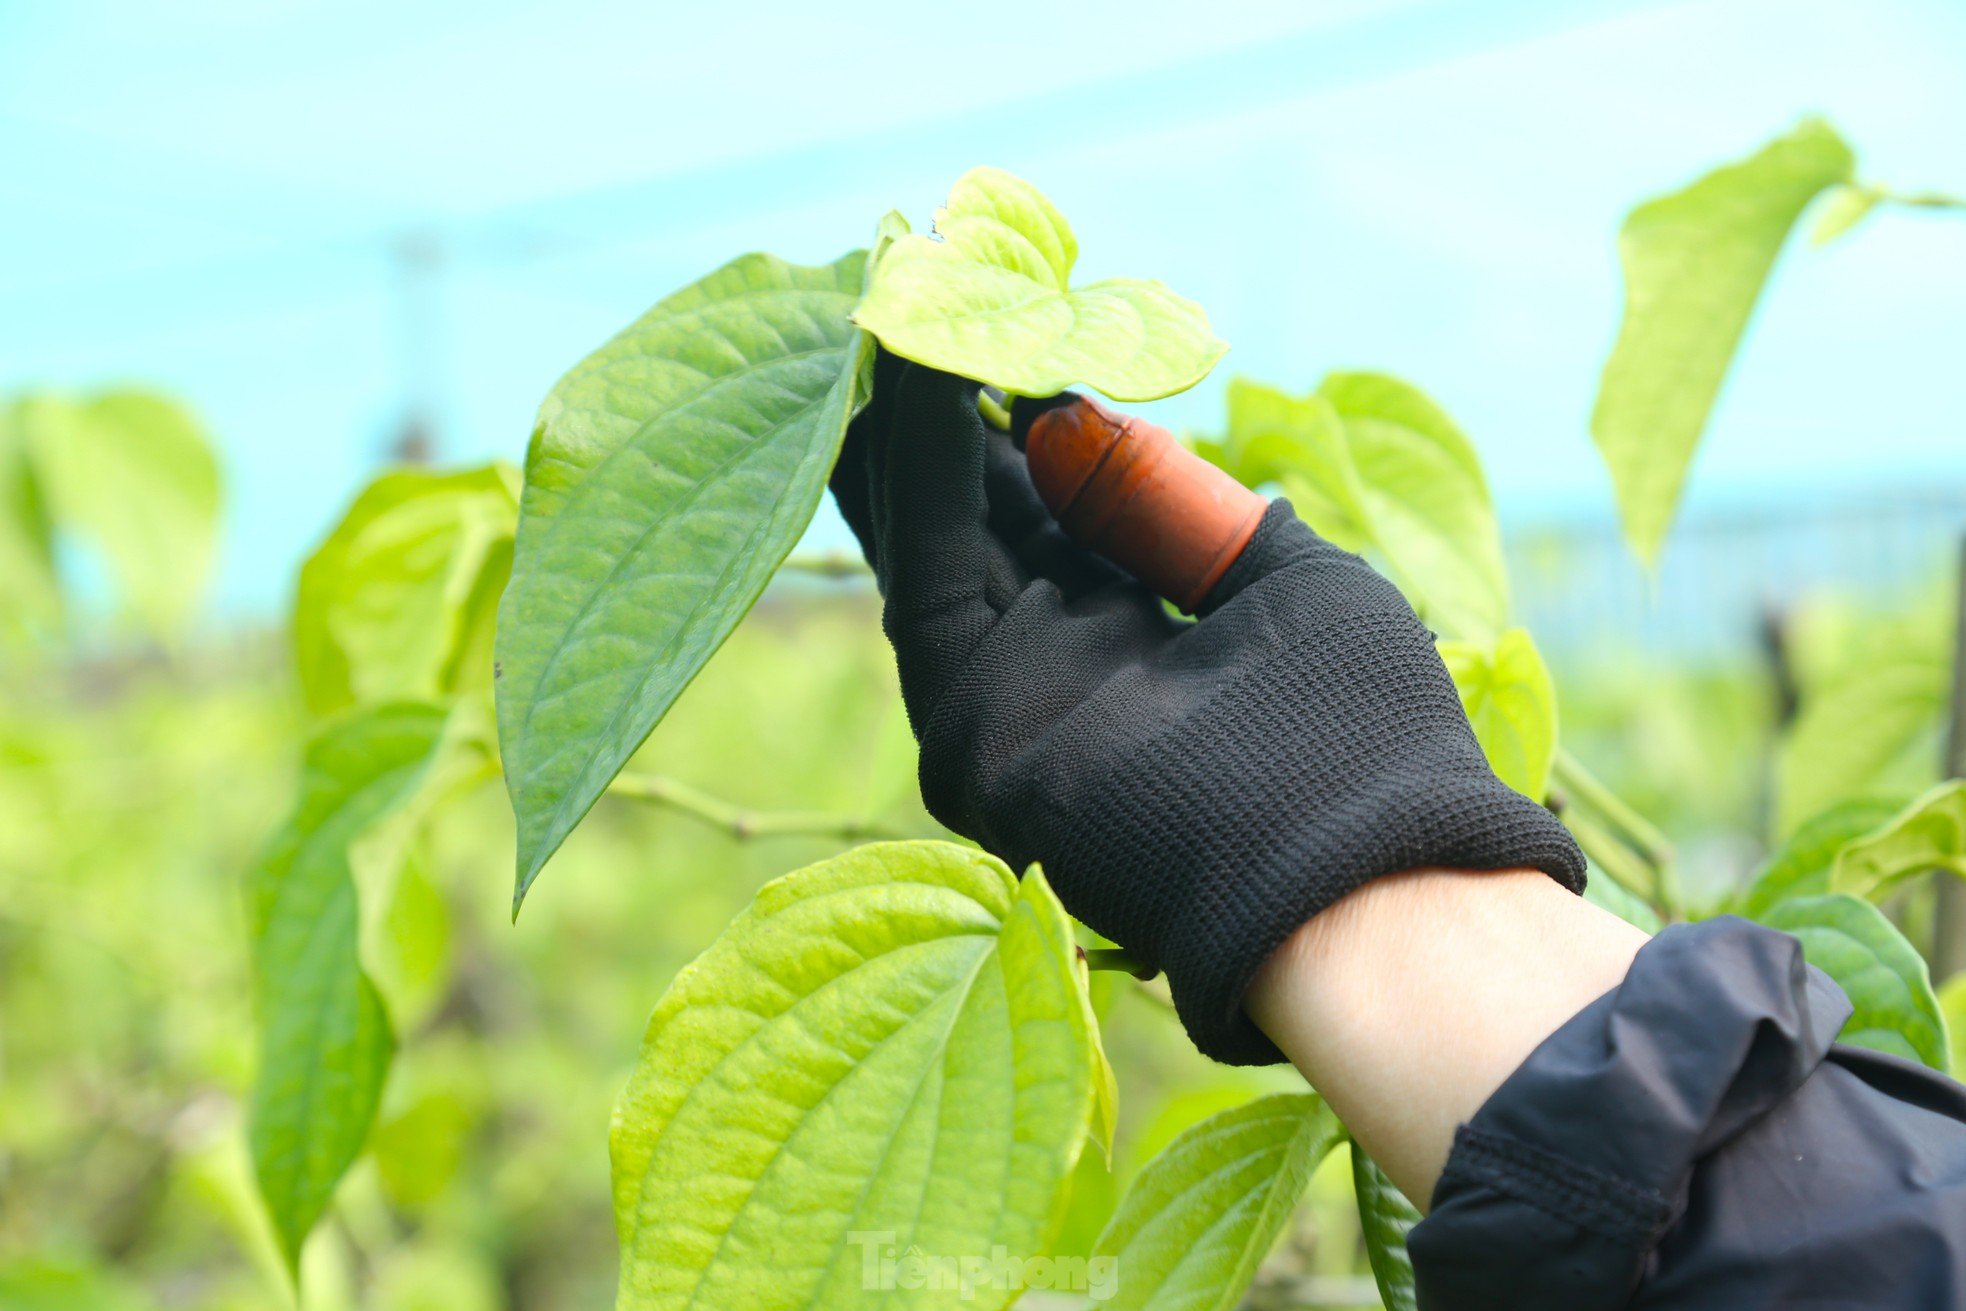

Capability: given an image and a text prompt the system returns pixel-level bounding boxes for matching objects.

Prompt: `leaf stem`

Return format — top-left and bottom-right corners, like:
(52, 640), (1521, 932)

(977, 390), (1013, 433)
(607, 773), (902, 843)
(1553, 748), (1675, 870)
(778, 552), (872, 579)
(1081, 947), (1157, 979)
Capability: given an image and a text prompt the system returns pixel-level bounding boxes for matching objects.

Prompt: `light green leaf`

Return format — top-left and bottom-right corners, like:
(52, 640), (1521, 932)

(1832, 781), (1966, 900)
(1439, 627), (1557, 800)
(1774, 624), (1947, 837)
(1353, 1147), (1421, 1311)
(853, 166), (1226, 401)
(497, 248), (876, 906)
(248, 701), (450, 1272)
(1211, 374), (1507, 638)
(296, 464), (519, 718)
(1938, 974), (1966, 1081)
(1219, 380), (1369, 552)
(610, 841), (1102, 1311)
(1739, 796), (1908, 917)
(1582, 867), (1664, 934)
(0, 401), (62, 639)
(23, 390), (222, 635)
(1091, 1092), (1342, 1311)
(1812, 183), (1884, 246)
(1756, 892), (1947, 1069)
(1592, 118), (1855, 567)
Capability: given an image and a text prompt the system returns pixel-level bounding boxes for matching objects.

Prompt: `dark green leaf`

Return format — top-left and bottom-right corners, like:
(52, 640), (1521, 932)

(248, 701), (450, 1271)
(1353, 1146), (1421, 1311)
(1757, 893), (1947, 1069)
(496, 249), (876, 907)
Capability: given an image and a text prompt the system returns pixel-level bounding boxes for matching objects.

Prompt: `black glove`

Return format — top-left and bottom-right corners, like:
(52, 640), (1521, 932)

(832, 353), (1586, 1064)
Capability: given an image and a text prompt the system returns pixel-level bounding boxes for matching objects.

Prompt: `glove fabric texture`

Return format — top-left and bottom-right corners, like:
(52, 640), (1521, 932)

(831, 353), (1587, 1063)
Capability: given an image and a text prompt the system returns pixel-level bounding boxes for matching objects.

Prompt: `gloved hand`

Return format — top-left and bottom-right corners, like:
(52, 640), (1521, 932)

(831, 351), (1586, 1064)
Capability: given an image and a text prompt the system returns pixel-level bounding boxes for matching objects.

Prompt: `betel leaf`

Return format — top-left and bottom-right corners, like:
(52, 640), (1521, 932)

(853, 166), (1226, 401)
(296, 464), (519, 717)
(1353, 1147), (1422, 1311)
(1811, 184), (1884, 247)
(1832, 780), (1966, 901)
(19, 390), (222, 635)
(1439, 627), (1557, 800)
(1755, 893), (1947, 1070)
(1592, 118), (1855, 567)
(497, 247), (880, 907)
(248, 701), (451, 1271)
(1210, 375), (1507, 638)
(1091, 1092), (1343, 1311)
(610, 841), (1102, 1311)
(1738, 795), (1908, 917)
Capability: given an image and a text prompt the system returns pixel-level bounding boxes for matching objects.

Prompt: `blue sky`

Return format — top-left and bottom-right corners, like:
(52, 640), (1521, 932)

(2, 0), (1962, 616)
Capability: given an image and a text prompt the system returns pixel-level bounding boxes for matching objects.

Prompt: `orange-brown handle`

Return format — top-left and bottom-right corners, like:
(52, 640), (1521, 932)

(1025, 396), (1266, 613)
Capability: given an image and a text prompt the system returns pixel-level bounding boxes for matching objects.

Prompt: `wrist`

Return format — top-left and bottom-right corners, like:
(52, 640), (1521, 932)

(1245, 868), (1648, 1207)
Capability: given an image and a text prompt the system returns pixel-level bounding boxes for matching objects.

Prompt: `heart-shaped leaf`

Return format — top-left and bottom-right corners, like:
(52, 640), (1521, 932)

(1755, 892), (1948, 1070)
(1439, 627), (1557, 800)
(1738, 796), (1908, 916)
(496, 248), (878, 907)
(610, 841), (1103, 1311)
(1091, 1092), (1342, 1311)
(853, 166), (1226, 401)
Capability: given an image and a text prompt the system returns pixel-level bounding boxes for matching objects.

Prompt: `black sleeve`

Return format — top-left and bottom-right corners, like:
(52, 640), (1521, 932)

(1408, 916), (1966, 1309)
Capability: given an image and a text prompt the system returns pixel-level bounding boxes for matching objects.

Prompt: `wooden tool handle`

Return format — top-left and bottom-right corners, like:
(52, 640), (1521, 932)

(1025, 396), (1266, 613)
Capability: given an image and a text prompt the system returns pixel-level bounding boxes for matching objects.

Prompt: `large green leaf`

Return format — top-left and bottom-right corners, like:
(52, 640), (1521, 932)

(1592, 119), (1855, 567)
(296, 464), (518, 717)
(1833, 781), (1966, 900)
(1939, 975), (1966, 1080)
(1091, 1092), (1341, 1311)
(1739, 796), (1908, 917)
(853, 166), (1225, 401)
(497, 248), (877, 906)
(609, 841), (1102, 1311)
(248, 701), (450, 1271)
(1756, 892), (1947, 1069)
(1353, 1147), (1422, 1311)
(1210, 374), (1507, 639)
(1439, 627), (1557, 800)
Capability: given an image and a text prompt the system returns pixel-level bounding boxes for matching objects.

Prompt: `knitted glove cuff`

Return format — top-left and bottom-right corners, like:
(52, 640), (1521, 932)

(1164, 770), (1587, 1065)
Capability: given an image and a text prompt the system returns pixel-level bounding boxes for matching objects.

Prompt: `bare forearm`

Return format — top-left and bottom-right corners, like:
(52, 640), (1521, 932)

(1243, 868), (1649, 1207)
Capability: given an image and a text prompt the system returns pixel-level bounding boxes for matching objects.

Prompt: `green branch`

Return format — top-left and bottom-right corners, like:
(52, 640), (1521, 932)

(607, 773), (902, 843)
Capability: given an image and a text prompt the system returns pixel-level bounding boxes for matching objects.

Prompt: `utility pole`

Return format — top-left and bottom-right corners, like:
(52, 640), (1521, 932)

(389, 231), (444, 465)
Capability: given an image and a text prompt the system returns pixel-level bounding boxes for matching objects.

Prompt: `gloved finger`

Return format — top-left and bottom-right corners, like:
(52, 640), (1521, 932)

(828, 345), (906, 571)
(874, 362), (1020, 717)
(983, 430), (1128, 600)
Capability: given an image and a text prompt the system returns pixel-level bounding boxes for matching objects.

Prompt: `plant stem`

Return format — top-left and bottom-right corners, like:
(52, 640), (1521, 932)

(1552, 748), (1675, 870)
(607, 773), (902, 843)
(778, 552), (872, 579)
(1081, 947), (1156, 979)
(977, 390), (1013, 433)
(1563, 809), (1665, 909)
